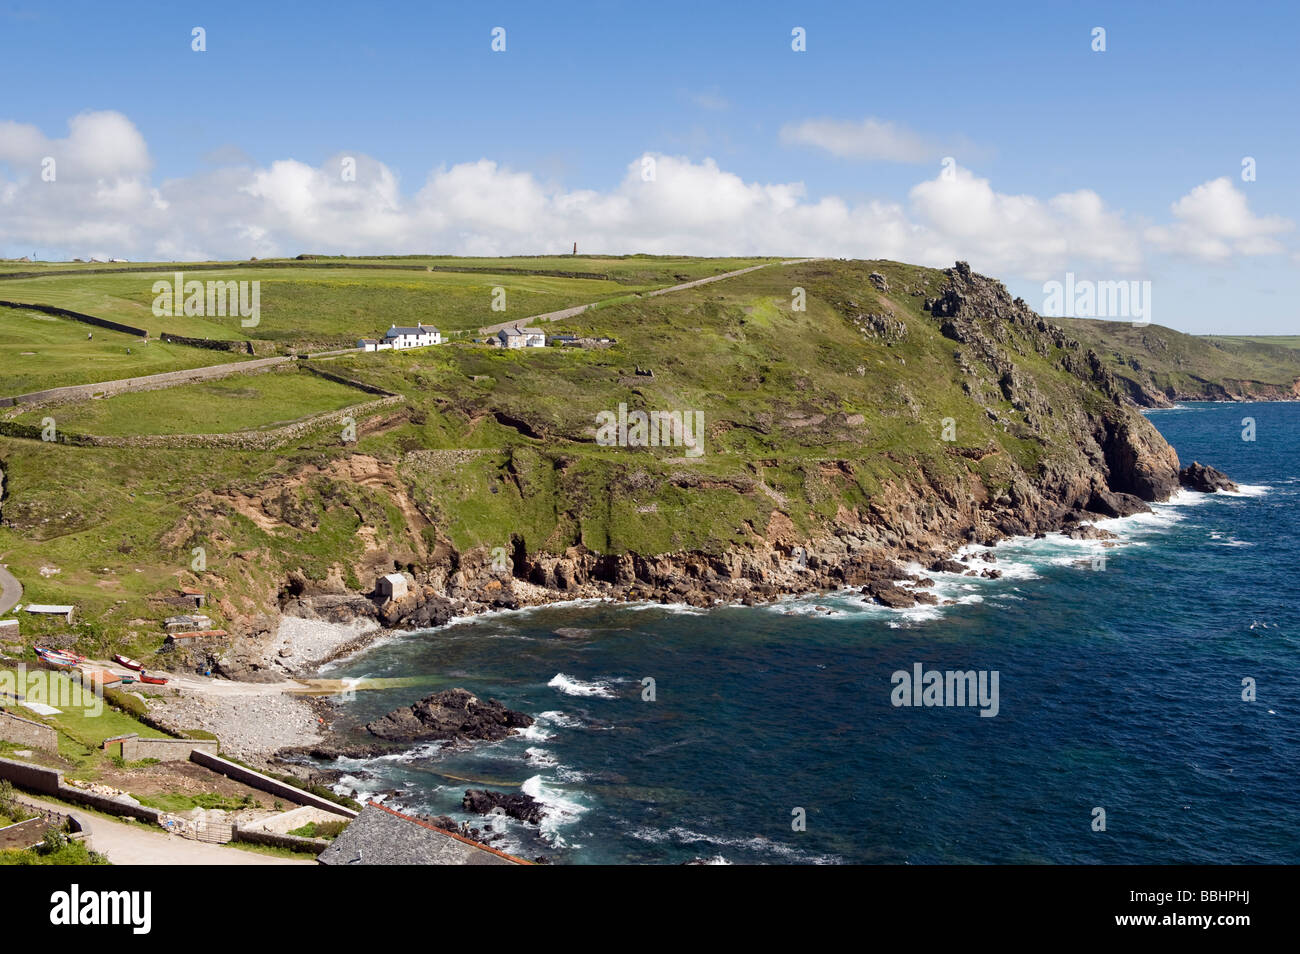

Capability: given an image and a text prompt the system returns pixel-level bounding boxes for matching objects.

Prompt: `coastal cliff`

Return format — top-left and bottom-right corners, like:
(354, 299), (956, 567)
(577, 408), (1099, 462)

(211, 262), (1221, 670)
(0, 257), (1253, 677)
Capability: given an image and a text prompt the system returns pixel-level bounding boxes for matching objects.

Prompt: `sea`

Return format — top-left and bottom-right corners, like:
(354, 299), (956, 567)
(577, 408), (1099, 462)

(315, 401), (1299, 864)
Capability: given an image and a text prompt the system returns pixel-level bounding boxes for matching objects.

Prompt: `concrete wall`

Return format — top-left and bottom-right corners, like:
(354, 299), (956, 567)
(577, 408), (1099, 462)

(190, 751), (358, 818)
(0, 755), (162, 823)
(115, 734), (219, 762)
(0, 754), (60, 794)
(0, 710), (58, 751)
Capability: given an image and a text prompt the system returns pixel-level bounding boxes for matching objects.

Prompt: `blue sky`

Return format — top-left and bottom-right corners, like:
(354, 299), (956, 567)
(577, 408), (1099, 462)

(1, 0), (1297, 333)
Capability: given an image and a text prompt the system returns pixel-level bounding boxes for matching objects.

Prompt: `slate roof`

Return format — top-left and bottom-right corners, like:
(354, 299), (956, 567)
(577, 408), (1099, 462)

(385, 324), (438, 337)
(317, 802), (528, 866)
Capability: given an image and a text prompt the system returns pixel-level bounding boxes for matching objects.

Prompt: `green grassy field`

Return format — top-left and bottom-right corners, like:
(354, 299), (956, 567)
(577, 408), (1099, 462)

(12, 367), (369, 436)
(0, 306), (243, 396)
(0, 257), (773, 351)
(1203, 334), (1300, 351)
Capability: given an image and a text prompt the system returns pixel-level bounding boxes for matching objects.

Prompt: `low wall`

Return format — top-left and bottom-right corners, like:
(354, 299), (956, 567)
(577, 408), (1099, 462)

(0, 754), (60, 794)
(0, 393), (401, 450)
(0, 710), (58, 750)
(190, 751), (358, 818)
(298, 364), (400, 397)
(55, 785), (162, 824)
(0, 755), (162, 823)
(113, 733), (219, 762)
(0, 299), (148, 338)
(160, 332), (255, 354)
(231, 824), (330, 855)
(0, 355), (288, 409)
(0, 261), (431, 282)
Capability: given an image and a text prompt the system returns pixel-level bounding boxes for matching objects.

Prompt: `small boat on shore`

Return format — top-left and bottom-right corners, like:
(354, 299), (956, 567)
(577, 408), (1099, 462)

(34, 645), (82, 668)
(113, 653), (144, 671)
(115, 673), (137, 684)
(138, 673), (168, 685)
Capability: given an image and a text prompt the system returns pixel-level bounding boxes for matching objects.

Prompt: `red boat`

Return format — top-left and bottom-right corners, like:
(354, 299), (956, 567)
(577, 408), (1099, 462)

(113, 653), (144, 671)
(138, 673), (168, 685)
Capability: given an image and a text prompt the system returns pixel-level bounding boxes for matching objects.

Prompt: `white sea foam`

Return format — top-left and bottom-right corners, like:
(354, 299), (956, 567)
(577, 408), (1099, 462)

(548, 673), (616, 698)
(521, 774), (587, 843)
(1221, 483), (1270, 498)
(629, 825), (839, 864)
(623, 601), (709, 616)
(518, 723), (555, 742)
(525, 747), (557, 767)
(536, 710), (583, 729)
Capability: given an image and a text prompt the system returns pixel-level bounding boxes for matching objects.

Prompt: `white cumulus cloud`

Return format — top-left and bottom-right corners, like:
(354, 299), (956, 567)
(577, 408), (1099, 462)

(1144, 177), (1292, 261)
(0, 112), (1293, 286)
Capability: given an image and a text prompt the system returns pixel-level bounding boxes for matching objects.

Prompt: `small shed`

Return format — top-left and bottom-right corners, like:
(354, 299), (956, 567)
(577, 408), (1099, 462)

(24, 604), (74, 624)
(378, 574), (408, 601)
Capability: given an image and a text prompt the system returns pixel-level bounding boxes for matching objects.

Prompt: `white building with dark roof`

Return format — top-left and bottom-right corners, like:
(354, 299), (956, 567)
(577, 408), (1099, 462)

(382, 324), (441, 350)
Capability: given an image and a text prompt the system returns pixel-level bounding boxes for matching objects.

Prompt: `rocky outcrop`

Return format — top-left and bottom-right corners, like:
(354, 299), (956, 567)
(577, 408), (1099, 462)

(462, 789), (544, 825)
(365, 689), (534, 744)
(1179, 461), (1240, 494)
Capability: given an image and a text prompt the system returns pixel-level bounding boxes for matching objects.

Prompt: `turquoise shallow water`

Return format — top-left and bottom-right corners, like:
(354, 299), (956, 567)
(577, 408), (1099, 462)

(315, 401), (1300, 864)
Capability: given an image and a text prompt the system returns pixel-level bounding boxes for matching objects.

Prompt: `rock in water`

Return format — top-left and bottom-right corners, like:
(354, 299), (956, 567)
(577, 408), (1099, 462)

(1179, 461), (1239, 494)
(365, 688), (533, 743)
(462, 789), (545, 824)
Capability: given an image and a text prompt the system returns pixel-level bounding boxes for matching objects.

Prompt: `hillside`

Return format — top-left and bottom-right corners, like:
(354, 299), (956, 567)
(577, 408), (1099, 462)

(0, 257), (1248, 671)
(1061, 318), (1300, 405)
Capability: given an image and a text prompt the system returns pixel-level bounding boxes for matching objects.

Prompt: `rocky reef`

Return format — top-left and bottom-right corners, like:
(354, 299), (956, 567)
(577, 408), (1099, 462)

(364, 688), (534, 744)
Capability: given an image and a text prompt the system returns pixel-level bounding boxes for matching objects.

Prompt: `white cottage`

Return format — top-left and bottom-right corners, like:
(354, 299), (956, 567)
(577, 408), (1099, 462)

(384, 324), (441, 349)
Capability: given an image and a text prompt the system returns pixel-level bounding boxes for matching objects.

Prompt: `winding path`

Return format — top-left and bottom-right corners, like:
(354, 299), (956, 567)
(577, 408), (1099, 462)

(478, 258), (822, 335)
(0, 564), (20, 616)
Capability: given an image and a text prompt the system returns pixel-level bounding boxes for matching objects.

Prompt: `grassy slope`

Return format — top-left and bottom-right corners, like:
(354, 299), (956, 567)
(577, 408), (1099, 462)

(1061, 318), (1300, 400)
(0, 306), (240, 395)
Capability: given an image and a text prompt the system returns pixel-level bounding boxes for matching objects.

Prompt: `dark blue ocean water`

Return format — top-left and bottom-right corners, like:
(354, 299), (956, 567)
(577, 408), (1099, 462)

(320, 401), (1299, 864)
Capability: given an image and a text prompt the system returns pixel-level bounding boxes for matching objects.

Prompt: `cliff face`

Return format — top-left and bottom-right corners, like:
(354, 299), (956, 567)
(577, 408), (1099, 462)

(1058, 317), (1300, 408)
(271, 261), (1194, 631)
